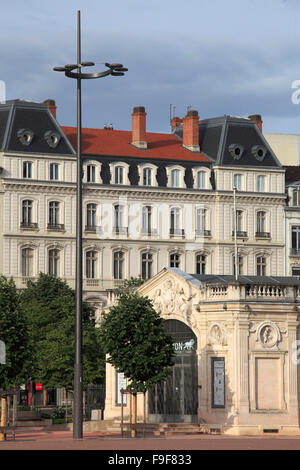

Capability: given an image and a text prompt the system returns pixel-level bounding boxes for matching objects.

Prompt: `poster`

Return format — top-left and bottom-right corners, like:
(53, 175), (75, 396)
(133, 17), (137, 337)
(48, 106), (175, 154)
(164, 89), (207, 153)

(212, 358), (225, 408)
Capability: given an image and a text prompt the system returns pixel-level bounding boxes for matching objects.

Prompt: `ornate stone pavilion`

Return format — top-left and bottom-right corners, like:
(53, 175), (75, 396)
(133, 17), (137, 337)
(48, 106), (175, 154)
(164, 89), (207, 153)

(105, 267), (300, 435)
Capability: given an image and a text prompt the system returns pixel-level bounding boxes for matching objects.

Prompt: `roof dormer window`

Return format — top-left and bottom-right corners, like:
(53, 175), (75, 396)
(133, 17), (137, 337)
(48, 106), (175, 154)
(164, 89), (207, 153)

(228, 144), (244, 160)
(252, 145), (267, 162)
(44, 130), (61, 148)
(17, 129), (34, 146)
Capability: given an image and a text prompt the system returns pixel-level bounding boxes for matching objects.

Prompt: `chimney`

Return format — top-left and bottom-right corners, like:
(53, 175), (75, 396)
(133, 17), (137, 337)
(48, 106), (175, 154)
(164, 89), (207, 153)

(43, 99), (57, 119)
(248, 114), (263, 132)
(132, 106), (147, 149)
(182, 110), (200, 152)
(171, 116), (182, 131)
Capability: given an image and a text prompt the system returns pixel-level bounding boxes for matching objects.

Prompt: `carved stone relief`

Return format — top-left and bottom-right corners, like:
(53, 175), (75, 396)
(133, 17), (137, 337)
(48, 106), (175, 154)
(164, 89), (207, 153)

(208, 322), (227, 346)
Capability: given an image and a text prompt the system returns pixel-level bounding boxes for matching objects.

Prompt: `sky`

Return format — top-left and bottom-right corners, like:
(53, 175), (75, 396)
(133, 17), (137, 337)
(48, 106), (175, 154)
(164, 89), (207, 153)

(1, 0), (300, 135)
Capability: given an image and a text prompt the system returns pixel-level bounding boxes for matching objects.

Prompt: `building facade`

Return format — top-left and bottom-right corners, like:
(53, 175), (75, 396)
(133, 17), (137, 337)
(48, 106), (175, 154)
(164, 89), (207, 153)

(105, 267), (300, 435)
(0, 100), (287, 321)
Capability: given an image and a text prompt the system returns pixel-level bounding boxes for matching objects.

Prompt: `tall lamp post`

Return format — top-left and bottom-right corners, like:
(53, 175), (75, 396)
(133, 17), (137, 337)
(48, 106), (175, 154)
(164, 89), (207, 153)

(54, 10), (127, 439)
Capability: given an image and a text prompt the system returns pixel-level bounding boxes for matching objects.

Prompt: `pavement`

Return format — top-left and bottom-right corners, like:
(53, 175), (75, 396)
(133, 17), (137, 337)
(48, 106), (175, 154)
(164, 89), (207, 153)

(2, 427), (300, 452)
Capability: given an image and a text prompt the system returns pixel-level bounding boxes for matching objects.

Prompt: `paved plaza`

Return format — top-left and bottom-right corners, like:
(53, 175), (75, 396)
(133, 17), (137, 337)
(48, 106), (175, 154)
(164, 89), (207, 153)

(2, 428), (300, 451)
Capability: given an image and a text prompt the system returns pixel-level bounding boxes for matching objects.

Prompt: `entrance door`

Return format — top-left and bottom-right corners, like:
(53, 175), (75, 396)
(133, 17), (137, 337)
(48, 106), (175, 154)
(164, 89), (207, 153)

(148, 319), (198, 423)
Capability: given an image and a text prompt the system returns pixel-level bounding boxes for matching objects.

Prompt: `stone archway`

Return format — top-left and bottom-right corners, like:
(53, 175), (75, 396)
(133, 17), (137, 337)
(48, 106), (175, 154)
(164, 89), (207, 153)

(148, 319), (198, 423)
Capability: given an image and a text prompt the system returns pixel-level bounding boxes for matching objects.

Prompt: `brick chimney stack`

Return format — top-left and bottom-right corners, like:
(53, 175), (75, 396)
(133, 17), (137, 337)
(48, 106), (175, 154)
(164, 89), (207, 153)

(132, 106), (147, 149)
(44, 99), (57, 119)
(182, 110), (200, 152)
(248, 114), (263, 132)
(171, 116), (182, 131)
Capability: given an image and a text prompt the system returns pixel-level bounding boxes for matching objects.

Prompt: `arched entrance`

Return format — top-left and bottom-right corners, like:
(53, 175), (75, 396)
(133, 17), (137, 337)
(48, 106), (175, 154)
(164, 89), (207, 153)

(148, 319), (198, 423)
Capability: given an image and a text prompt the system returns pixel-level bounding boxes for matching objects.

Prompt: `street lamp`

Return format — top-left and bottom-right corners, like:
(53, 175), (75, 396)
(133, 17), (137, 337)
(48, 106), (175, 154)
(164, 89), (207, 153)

(54, 10), (127, 440)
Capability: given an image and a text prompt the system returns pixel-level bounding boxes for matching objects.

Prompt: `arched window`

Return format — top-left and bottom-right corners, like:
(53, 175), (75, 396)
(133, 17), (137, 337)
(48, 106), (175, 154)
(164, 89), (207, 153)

(48, 249), (60, 276)
(86, 250), (97, 279)
(115, 166), (124, 184)
(171, 169), (180, 187)
(196, 207), (206, 235)
(22, 200), (33, 226)
(48, 201), (60, 227)
(113, 251), (124, 279)
(143, 167), (152, 186)
(141, 252), (153, 280)
(256, 211), (266, 235)
(256, 256), (266, 276)
(196, 254), (206, 274)
(86, 203), (97, 229)
(196, 171), (206, 189)
(169, 253), (180, 268)
(22, 248), (34, 277)
(142, 206), (152, 233)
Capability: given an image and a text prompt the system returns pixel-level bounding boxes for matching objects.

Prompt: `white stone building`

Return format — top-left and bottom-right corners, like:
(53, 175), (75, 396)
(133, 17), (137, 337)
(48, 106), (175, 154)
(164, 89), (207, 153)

(0, 100), (288, 322)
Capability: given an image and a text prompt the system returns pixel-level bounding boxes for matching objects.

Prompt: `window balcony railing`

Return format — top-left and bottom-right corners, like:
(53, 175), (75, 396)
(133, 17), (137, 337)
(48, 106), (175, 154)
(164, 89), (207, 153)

(20, 222), (38, 230)
(291, 248), (300, 256)
(170, 228), (185, 238)
(232, 231), (248, 238)
(255, 232), (270, 238)
(47, 223), (65, 231)
(112, 227), (128, 235)
(84, 225), (103, 234)
(195, 229), (211, 237)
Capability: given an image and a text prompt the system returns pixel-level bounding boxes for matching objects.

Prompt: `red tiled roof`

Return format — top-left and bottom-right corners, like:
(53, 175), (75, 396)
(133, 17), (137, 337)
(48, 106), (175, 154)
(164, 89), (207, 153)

(61, 126), (210, 162)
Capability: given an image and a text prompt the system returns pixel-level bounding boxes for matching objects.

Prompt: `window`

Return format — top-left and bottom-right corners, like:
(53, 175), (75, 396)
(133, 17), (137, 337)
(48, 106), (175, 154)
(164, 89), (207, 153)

(86, 203), (97, 229)
(292, 188), (300, 206)
(23, 161), (32, 179)
(256, 256), (266, 276)
(86, 250), (97, 279)
(142, 206), (152, 233)
(113, 251), (124, 279)
(142, 252), (153, 279)
(232, 209), (244, 235)
(233, 255), (243, 276)
(143, 168), (152, 186)
(292, 267), (300, 279)
(115, 166), (124, 184)
(170, 207), (181, 234)
(170, 253), (180, 268)
(49, 201), (60, 227)
(50, 163), (59, 180)
(114, 205), (124, 230)
(171, 169), (180, 188)
(22, 248), (33, 277)
(256, 211), (266, 235)
(48, 249), (60, 276)
(196, 254), (206, 274)
(196, 171), (206, 189)
(257, 175), (266, 192)
(22, 200), (33, 225)
(87, 165), (96, 183)
(233, 174), (242, 190)
(292, 226), (300, 255)
(196, 207), (206, 235)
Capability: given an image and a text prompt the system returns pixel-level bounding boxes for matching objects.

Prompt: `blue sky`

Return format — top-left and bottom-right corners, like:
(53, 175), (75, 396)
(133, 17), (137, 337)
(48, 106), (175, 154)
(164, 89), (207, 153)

(1, 0), (300, 134)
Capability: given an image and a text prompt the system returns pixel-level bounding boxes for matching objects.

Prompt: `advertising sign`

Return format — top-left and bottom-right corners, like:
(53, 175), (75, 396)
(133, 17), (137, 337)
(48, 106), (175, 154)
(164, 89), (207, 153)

(116, 371), (127, 406)
(212, 357), (225, 408)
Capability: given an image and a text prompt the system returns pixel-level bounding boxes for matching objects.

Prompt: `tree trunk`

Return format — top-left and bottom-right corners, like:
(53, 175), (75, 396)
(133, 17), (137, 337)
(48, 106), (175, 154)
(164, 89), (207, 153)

(0, 397), (6, 441)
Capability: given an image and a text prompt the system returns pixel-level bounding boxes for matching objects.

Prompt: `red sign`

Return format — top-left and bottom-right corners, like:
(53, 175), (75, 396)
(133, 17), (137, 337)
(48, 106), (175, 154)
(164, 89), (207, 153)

(35, 383), (43, 391)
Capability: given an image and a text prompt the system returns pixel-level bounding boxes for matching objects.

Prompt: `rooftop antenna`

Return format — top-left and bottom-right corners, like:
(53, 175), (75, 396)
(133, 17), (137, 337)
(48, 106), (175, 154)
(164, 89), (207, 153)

(169, 104), (176, 131)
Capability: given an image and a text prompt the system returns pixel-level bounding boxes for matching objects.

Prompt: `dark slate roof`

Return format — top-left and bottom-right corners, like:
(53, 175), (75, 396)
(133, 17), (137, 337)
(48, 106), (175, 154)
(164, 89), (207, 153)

(0, 100), (75, 155)
(168, 268), (300, 286)
(174, 115), (282, 168)
(284, 165), (300, 184)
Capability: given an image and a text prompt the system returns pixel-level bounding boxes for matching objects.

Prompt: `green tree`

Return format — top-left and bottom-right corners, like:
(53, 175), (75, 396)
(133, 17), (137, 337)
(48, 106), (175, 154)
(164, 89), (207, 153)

(121, 276), (145, 293)
(0, 276), (30, 389)
(20, 273), (105, 391)
(99, 291), (174, 429)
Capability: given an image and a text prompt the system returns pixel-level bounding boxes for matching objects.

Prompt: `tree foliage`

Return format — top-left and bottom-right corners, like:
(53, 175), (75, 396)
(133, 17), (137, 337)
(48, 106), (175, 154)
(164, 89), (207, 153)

(20, 273), (105, 390)
(99, 291), (175, 393)
(0, 276), (30, 389)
